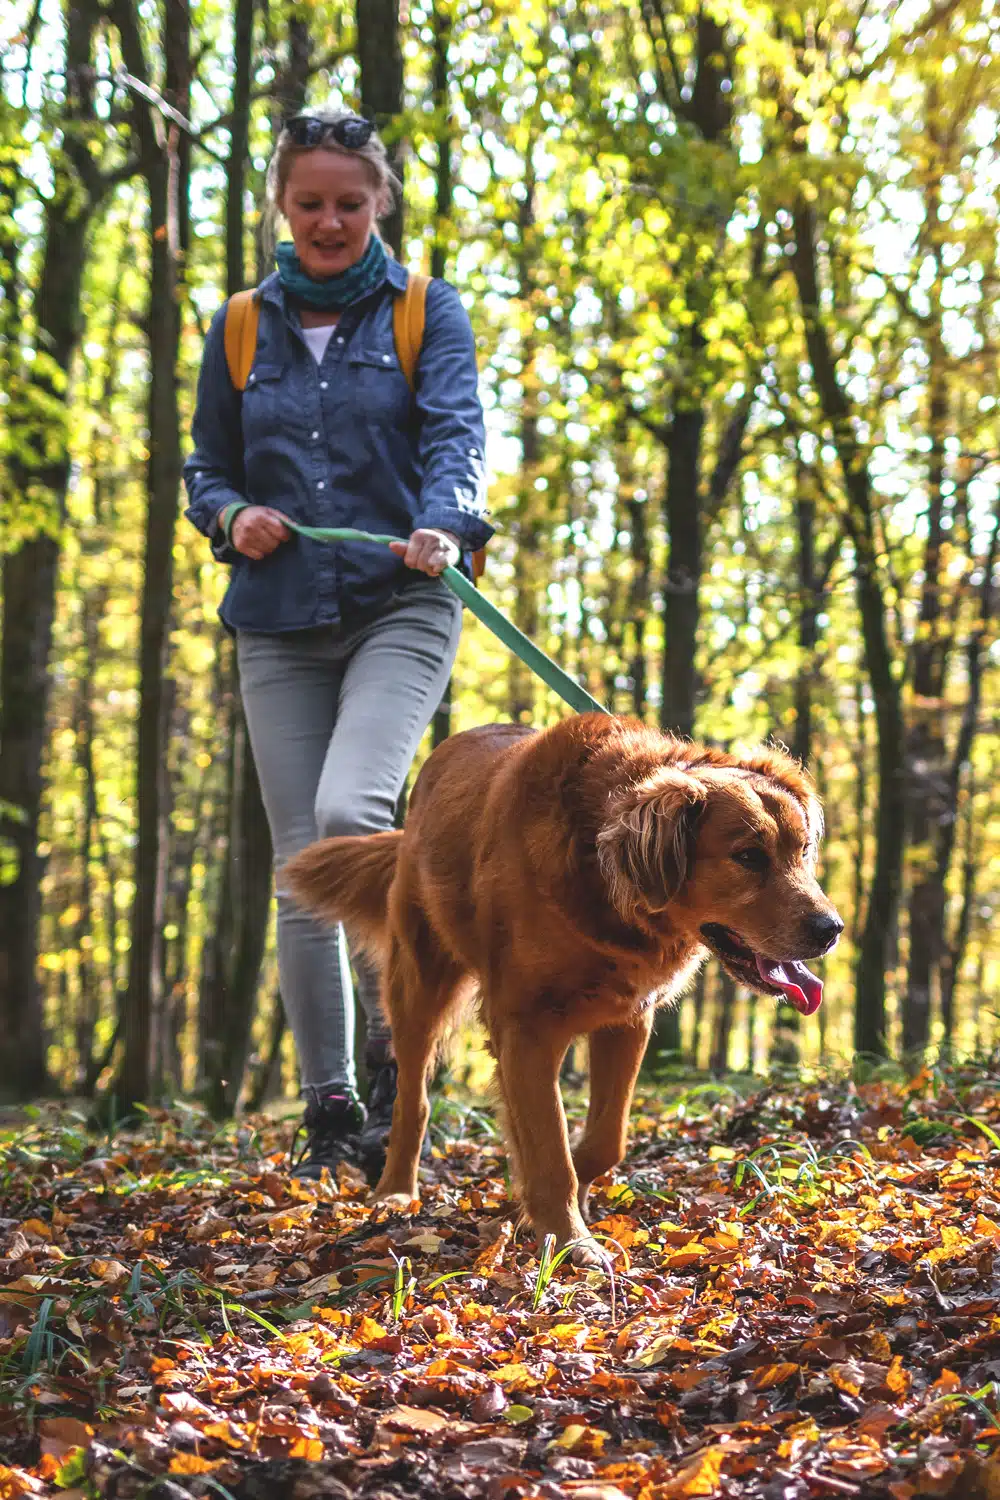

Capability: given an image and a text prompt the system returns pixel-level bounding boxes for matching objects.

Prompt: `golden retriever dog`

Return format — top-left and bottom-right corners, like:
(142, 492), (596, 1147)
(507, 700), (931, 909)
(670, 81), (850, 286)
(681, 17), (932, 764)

(285, 714), (842, 1263)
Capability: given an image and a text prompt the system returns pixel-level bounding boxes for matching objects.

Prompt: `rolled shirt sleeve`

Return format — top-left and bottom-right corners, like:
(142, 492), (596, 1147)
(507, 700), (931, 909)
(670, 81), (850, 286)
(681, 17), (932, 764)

(183, 302), (248, 562)
(411, 280), (494, 551)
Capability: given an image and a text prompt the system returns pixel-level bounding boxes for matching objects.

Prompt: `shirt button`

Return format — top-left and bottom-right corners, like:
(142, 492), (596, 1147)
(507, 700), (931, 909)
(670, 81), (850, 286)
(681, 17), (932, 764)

(382, 353), (391, 363)
(320, 380), (329, 389)
(311, 430), (319, 439)
(336, 336), (344, 344)
(317, 481), (325, 490)
(248, 372), (256, 383)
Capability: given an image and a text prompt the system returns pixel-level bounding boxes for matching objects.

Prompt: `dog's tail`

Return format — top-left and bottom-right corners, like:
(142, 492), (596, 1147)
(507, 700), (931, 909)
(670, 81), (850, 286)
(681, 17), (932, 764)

(282, 832), (402, 958)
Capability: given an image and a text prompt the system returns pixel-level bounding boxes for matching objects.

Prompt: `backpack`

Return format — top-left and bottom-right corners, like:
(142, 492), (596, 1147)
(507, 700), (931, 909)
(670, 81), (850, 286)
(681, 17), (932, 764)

(223, 274), (486, 579)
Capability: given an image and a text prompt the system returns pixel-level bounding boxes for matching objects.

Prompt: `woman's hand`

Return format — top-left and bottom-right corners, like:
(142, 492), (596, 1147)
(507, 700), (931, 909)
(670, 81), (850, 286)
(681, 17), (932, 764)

(230, 506), (290, 559)
(390, 528), (461, 577)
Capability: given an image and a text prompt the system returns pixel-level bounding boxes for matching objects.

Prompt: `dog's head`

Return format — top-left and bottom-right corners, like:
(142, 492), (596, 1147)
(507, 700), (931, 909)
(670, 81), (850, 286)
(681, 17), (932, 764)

(596, 749), (842, 1013)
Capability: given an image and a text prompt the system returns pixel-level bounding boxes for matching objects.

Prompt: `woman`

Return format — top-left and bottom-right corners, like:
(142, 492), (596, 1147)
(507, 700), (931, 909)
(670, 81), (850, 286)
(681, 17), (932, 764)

(184, 108), (492, 1180)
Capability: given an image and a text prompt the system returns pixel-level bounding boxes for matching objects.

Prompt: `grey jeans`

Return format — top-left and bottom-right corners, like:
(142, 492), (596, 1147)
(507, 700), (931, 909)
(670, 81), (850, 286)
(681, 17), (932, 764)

(236, 581), (462, 1093)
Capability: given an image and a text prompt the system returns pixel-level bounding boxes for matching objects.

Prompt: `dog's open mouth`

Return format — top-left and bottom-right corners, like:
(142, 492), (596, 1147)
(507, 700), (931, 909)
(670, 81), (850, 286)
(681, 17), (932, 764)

(699, 923), (824, 1015)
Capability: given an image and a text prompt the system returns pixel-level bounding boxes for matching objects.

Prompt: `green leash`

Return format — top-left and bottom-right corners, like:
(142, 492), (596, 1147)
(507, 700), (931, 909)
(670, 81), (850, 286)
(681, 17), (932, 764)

(287, 522), (610, 717)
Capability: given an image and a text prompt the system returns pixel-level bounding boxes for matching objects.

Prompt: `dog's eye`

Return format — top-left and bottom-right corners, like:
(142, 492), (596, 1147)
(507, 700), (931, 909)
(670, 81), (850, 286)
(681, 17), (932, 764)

(732, 847), (769, 873)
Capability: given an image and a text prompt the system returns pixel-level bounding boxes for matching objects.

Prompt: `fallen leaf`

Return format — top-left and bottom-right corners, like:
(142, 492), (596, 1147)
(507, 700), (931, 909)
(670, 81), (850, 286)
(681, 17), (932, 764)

(404, 1231), (446, 1254)
(168, 1455), (228, 1474)
(750, 1362), (799, 1390)
(38, 1418), (93, 1460)
(474, 1219), (513, 1271)
(657, 1444), (726, 1496)
(89, 1259), (129, 1284)
(503, 1405), (535, 1425)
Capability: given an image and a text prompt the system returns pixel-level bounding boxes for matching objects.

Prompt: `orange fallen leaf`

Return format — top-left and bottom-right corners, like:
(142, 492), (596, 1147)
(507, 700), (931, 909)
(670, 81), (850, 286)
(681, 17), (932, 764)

(0, 1466), (43, 1498)
(474, 1219), (513, 1271)
(379, 1406), (452, 1435)
(669, 1365), (713, 1392)
(751, 1363), (799, 1390)
(201, 1421), (251, 1450)
(38, 1417), (93, 1459)
(18, 1220), (51, 1242)
(288, 1435), (324, 1461)
(547, 1423), (608, 1457)
(829, 1362), (864, 1397)
(89, 1259), (129, 1283)
(656, 1444), (726, 1496)
(885, 1355), (911, 1398)
(169, 1454), (229, 1474)
(160, 1392), (215, 1420)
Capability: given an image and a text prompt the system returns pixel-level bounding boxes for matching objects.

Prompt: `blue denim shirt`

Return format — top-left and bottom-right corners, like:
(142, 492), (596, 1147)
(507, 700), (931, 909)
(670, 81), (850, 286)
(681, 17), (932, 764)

(183, 260), (494, 631)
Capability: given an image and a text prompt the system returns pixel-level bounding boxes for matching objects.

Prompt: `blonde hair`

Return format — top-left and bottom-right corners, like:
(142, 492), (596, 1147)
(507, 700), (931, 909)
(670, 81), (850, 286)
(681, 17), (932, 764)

(260, 107), (401, 261)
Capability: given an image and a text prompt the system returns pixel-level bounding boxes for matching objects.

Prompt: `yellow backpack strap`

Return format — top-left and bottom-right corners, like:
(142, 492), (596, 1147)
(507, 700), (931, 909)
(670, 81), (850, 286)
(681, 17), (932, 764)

(393, 271), (488, 581)
(392, 272), (430, 392)
(224, 288), (261, 392)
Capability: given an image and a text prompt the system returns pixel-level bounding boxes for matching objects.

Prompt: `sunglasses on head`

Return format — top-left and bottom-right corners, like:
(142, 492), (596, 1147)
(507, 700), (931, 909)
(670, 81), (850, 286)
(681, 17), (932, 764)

(282, 114), (375, 150)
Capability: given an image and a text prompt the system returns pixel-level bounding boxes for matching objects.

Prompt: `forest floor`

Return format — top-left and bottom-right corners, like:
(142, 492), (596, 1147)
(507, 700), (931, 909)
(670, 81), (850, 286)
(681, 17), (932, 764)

(2, 1066), (1000, 1499)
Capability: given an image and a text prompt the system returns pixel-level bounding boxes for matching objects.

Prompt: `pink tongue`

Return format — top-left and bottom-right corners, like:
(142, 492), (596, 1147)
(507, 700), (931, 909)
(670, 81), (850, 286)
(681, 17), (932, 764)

(755, 955), (823, 1015)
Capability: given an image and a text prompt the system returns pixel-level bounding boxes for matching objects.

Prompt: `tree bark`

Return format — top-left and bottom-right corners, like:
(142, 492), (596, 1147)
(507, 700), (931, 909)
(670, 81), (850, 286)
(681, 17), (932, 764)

(902, 204), (950, 1057)
(195, 0), (278, 1117)
(357, 0), (404, 256)
(507, 156), (543, 725)
(935, 497), (1000, 1041)
(201, 647), (274, 1116)
(117, 0), (191, 1108)
(0, 0), (114, 1099)
(710, 968), (736, 1075)
(429, 0), (456, 749)
(771, 458), (821, 1067)
(790, 201), (905, 1060)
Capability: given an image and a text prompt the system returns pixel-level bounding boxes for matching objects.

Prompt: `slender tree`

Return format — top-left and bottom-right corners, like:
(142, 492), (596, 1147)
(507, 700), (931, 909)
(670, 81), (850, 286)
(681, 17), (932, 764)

(0, 0), (132, 1098)
(114, 0), (193, 1107)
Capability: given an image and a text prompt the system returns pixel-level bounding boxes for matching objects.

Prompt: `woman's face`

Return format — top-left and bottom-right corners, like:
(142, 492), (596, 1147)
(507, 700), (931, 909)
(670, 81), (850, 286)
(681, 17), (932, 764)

(280, 150), (380, 279)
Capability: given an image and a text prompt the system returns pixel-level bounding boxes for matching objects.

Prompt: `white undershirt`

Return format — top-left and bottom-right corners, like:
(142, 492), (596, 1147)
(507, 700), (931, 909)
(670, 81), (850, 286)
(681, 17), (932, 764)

(302, 324), (336, 364)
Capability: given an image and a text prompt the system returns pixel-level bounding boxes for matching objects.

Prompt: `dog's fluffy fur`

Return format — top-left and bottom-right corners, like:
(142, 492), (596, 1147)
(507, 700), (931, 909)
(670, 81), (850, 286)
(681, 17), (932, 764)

(285, 714), (841, 1260)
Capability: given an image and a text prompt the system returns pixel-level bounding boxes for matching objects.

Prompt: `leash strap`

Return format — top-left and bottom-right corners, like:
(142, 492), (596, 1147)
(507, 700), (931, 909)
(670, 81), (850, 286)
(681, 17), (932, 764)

(286, 522), (610, 717)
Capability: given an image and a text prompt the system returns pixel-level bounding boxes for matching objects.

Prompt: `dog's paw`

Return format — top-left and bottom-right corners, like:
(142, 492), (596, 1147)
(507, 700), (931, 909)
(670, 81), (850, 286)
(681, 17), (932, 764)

(568, 1235), (613, 1269)
(368, 1189), (417, 1212)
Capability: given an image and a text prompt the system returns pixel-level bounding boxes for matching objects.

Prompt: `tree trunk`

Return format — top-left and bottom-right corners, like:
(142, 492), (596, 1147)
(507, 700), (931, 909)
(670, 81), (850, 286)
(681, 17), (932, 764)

(791, 201), (905, 1060)
(195, 0), (278, 1117)
(430, 0), (456, 750)
(659, 410), (704, 742)
(245, 994), (287, 1112)
(508, 158), (542, 725)
(935, 497), (1000, 1043)
(628, 495), (650, 720)
(0, 0), (111, 1099)
(118, 0), (191, 1108)
(690, 964), (708, 1069)
(939, 778), (977, 1049)
(710, 968), (736, 1075)
(357, 0), (404, 256)
(770, 461), (822, 1068)
(902, 261), (950, 1056)
(201, 647), (274, 1116)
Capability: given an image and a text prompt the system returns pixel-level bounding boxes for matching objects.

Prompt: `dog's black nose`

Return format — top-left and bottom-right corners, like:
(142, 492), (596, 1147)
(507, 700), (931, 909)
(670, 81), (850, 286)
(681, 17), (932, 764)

(806, 912), (844, 950)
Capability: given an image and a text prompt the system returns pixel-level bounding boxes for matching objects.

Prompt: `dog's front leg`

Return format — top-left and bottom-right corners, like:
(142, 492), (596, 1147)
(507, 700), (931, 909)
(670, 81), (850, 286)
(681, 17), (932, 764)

(493, 1019), (606, 1266)
(572, 1009), (655, 1221)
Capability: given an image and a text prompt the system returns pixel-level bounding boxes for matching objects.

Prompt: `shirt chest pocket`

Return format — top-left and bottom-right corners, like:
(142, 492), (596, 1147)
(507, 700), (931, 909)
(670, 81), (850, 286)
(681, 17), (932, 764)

(346, 348), (412, 425)
(241, 361), (301, 445)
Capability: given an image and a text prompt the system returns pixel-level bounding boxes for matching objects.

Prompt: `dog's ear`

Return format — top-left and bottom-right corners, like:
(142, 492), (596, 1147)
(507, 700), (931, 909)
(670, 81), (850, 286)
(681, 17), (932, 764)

(597, 769), (707, 920)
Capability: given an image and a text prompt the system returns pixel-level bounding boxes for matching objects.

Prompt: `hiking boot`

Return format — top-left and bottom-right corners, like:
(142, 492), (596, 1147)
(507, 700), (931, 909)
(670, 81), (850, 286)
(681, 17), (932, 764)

(289, 1088), (366, 1181)
(358, 1051), (432, 1184)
